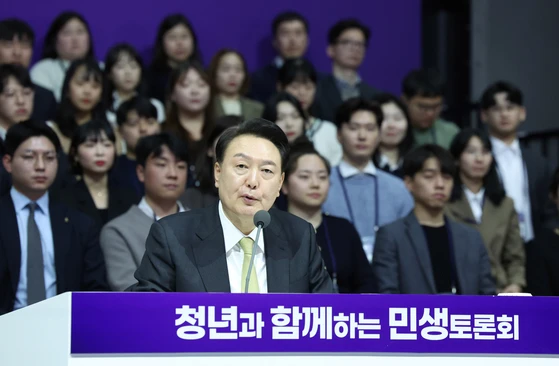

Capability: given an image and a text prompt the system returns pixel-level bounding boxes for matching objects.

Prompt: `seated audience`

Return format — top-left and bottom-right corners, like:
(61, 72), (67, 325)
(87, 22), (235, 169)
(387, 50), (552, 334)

(112, 97), (162, 197)
(262, 91), (307, 144)
(371, 93), (415, 178)
(323, 98), (414, 263)
(147, 14), (201, 103)
(162, 60), (213, 188)
(249, 11), (309, 103)
(0, 64), (33, 141)
(0, 119), (108, 315)
(100, 133), (188, 290)
(372, 144), (495, 295)
(208, 49), (263, 121)
(277, 58), (342, 165)
(0, 19), (57, 122)
(314, 19), (379, 122)
(446, 128), (525, 293)
(104, 43), (165, 125)
(402, 69), (459, 149)
(47, 58), (107, 154)
(282, 141), (375, 293)
(30, 12), (97, 101)
(58, 120), (138, 227)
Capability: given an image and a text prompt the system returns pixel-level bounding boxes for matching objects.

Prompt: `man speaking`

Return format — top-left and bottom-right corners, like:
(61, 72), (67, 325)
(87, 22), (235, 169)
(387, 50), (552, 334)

(129, 118), (333, 293)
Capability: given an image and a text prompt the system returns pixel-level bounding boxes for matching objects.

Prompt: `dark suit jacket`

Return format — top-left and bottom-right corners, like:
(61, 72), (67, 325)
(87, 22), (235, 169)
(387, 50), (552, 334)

(248, 64), (278, 103)
(313, 74), (379, 122)
(32, 84), (57, 123)
(0, 194), (108, 314)
(129, 203), (334, 293)
(372, 212), (496, 295)
(531, 226), (559, 296)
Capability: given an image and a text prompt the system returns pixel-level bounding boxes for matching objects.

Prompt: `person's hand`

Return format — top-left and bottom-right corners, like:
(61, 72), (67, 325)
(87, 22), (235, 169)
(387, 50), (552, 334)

(501, 284), (523, 293)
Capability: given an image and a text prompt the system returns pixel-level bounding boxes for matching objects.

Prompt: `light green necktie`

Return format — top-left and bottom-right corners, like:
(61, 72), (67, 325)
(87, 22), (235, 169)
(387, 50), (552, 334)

(239, 237), (260, 293)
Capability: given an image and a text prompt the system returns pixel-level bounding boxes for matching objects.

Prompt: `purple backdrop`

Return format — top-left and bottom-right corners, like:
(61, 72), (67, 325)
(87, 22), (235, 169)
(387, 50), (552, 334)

(0, 0), (421, 94)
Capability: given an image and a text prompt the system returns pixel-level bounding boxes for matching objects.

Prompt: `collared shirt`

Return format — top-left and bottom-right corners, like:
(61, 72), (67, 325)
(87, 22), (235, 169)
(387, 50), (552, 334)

(378, 153), (402, 172)
(218, 200), (268, 293)
(334, 75), (362, 101)
(490, 136), (534, 241)
(137, 197), (187, 221)
(338, 159), (377, 178)
(463, 187), (485, 224)
(10, 187), (56, 309)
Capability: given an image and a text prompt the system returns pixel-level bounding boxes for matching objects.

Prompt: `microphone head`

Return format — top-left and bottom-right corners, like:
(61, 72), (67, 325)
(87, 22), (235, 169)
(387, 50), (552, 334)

(253, 210), (271, 228)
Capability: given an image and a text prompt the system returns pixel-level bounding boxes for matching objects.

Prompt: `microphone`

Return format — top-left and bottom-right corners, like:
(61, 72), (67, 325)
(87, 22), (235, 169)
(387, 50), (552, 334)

(244, 210), (271, 293)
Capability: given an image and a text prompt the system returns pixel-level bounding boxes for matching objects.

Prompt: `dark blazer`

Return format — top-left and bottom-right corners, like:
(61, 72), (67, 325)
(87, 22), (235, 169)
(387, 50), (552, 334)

(0, 194), (108, 314)
(32, 84), (57, 123)
(313, 74), (380, 122)
(372, 212), (496, 295)
(146, 64), (172, 103)
(531, 226), (559, 296)
(248, 63), (279, 103)
(129, 203), (334, 293)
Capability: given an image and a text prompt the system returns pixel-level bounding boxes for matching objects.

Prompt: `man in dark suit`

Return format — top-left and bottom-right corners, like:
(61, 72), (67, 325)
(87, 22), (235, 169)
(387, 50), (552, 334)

(130, 118), (333, 293)
(0, 19), (57, 123)
(0, 120), (108, 315)
(313, 19), (379, 122)
(372, 144), (495, 295)
(249, 12), (309, 103)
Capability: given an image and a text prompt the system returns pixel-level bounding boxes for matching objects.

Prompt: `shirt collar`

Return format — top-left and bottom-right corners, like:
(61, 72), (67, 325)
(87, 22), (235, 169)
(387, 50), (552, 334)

(378, 154), (401, 171)
(218, 200), (265, 254)
(10, 186), (49, 214)
(490, 136), (521, 156)
(338, 159), (377, 178)
(334, 74), (362, 89)
(137, 196), (187, 221)
(463, 186), (485, 203)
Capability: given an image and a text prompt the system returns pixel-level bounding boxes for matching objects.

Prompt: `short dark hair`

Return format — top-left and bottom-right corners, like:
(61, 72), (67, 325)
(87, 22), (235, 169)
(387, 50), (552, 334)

(403, 144), (456, 178)
(335, 97), (384, 129)
(215, 118), (290, 172)
(116, 96), (157, 127)
(0, 64), (34, 93)
(135, 132), (189, 167)
(68, 120), (116, 175)
(41, 11), (95, 60)
(3, 119), (61, 156)
(328, 19), (370, 45)
(151, 14), (201, 70)
(449, 128), (506, 205)
(480, 81), (524, 110)
(262, 91), (308, 124)
(284, 139), (331, 181)
(272, 11), (309, 36)
(277, 58), (317, 88)
(402, 69), (445, 99)
(550, 166), (559, 200)
(0, 18), (35, 45)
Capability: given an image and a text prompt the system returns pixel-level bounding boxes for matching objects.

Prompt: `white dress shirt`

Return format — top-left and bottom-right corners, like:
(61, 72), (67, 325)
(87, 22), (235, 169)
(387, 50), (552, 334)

(491, 137), (534, 241)
(338, 159), (377, 178)
(218, 201), (268, 293)
(137, 197), (187, 221)
(463, 187), (485, 224)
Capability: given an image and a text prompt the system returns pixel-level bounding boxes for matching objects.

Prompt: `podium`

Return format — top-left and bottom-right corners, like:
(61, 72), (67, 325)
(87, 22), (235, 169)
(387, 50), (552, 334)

(1, 292), (558, 366)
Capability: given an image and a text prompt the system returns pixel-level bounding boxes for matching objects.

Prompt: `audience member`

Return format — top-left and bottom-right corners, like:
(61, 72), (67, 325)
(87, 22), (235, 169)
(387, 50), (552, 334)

(314, 19), (379, 122)
(277, 58), (342, 165)
(446, 128), (525, 293)
(58, 120), (138, 227)
(100, 133), (188, 290)
(0, 19), (57, 122)
(282, 141), (375, 293)
(372, 144), (495, 295)
(30, 12), (97, 101)
(0, 64), (33, 141)
(147, 14), (201, 103)
(103, 43), (165, 125)
(262, 91), (307, 144)
(112, 97), (161, 197)
(0, 119), (108, 315)
(208, 49), (263, 121)
(249, 11), (309, 103)
(371, 93), (414, 178)
(402, 69), (459, 149)
(162, 60), (213, 188)
(323, 98), (414, 263)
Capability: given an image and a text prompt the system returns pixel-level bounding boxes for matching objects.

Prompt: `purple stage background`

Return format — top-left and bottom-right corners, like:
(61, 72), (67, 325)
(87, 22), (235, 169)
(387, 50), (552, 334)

(0, 0), (421, 94)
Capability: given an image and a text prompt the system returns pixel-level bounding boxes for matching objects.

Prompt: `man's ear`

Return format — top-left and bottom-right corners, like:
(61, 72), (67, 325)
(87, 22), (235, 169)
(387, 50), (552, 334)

(2, 155), (12, 174)
(326, 45), (334, 59)
(214, 161), (221, 188)
(136, 164), (145, 183)
(519, 106), (527, 122)
(278, 172), (285, 197)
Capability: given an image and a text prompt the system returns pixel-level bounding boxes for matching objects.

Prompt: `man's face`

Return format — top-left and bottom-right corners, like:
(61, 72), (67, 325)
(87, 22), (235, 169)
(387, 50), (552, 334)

(214, 135), (284, 220)
(119, 110), (161, 154)
(3, 136), (58, 197)
(137, 145), (187, 202)
(274, 20), (309, 59)
(404, 157), (453, 211)
(404, 95), (444, 130)
(337, 110), (379, 162)
(327, 28), (366, 70)
(0, 35), (33, 68)
(481, 92), (526, 137)
(0, 76), (34, 128)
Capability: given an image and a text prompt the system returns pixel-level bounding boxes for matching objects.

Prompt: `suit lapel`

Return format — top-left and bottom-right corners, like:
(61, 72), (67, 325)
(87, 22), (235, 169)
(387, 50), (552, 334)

(193, 204), (231, 292)
(479, 199), (498, 248)
(404, 213), (437, 293)
(264, 209), (290, 293)
(448, 195), (477, 225)
(447, 218), (470, 292)
(0, 197), (22, 295)
(49, 201), (72, 293)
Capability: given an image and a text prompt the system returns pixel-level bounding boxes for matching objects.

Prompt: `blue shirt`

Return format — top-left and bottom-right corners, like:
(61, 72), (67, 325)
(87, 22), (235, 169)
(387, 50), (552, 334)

(10, 187), (57, 309)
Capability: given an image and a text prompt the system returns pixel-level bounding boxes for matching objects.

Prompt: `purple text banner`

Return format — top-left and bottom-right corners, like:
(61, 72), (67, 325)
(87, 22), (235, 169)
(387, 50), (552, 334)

(70, 293), (559, 355)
